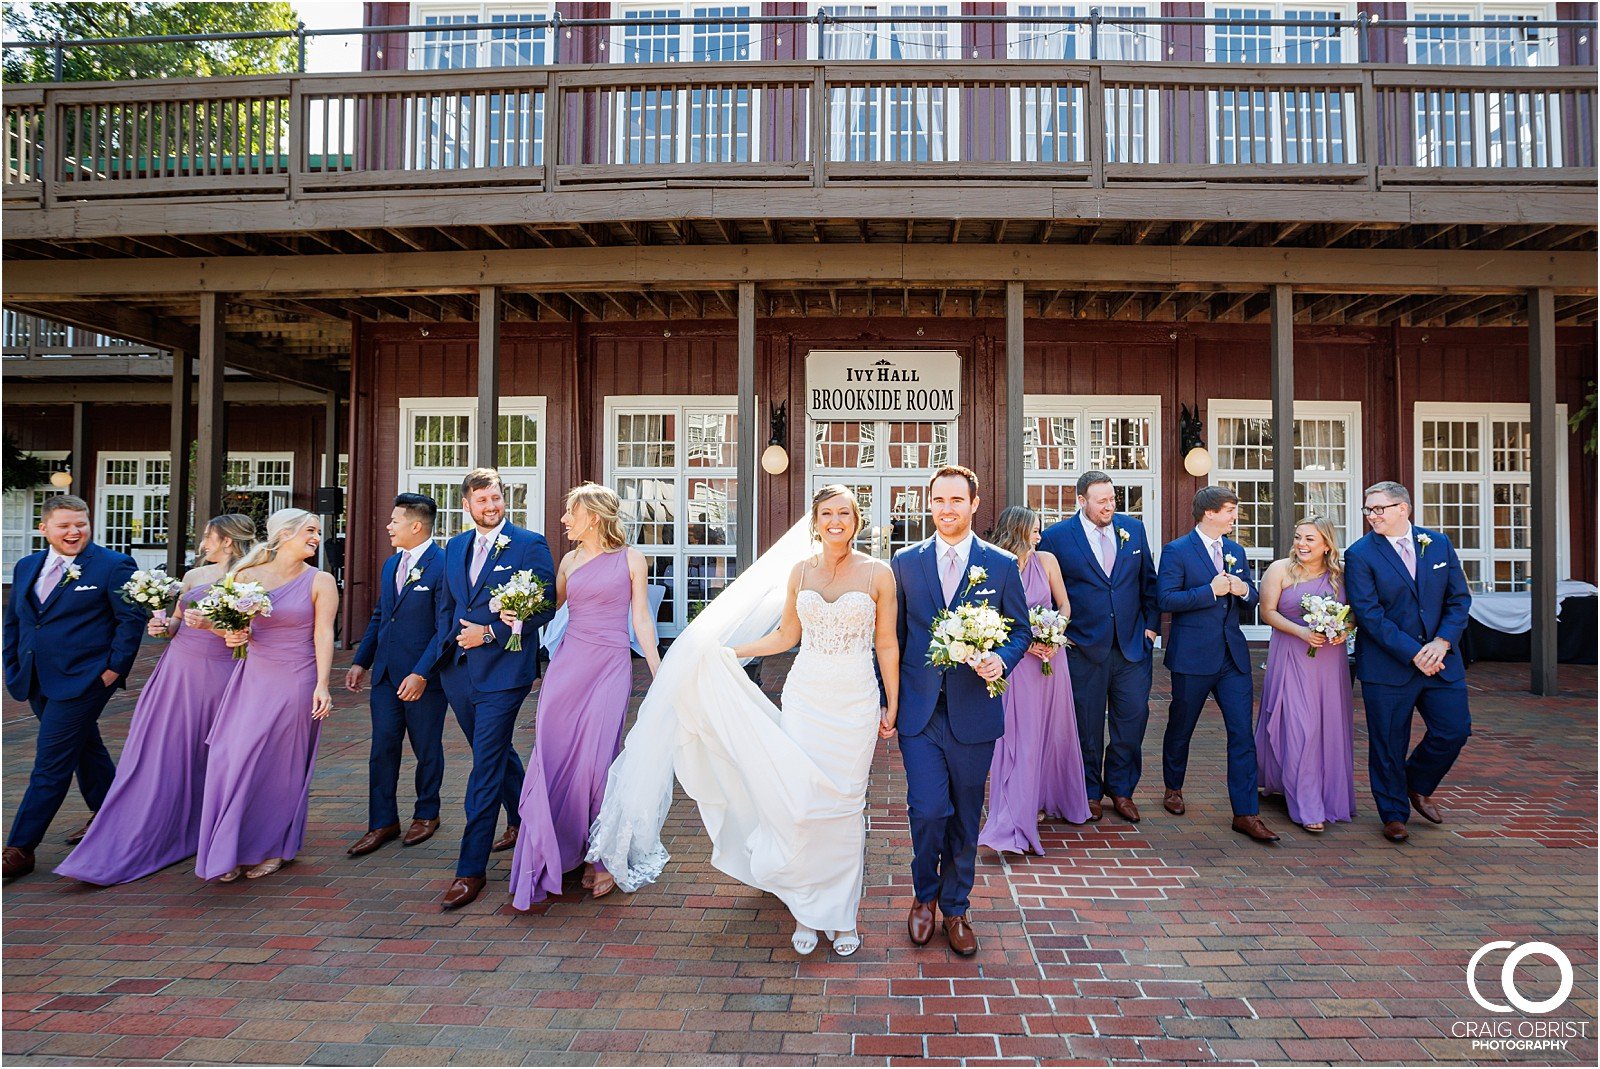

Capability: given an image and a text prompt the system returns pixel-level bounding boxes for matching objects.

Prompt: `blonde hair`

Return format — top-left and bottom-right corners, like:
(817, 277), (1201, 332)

(230, 508), (317, 576)
(1287, 513), (1345, 595)
(566, 482), (628, 550)
(990, 505), (1040, 558)
(809, 484), (864, 542)
(204, 513), (258, 568)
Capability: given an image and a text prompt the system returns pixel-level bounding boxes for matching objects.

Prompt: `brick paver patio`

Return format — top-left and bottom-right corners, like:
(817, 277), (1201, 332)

(3, 639), (1595, 1066)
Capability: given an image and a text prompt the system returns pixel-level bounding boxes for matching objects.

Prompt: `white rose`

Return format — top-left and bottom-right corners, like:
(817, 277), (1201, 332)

(948, 640), (974, 663)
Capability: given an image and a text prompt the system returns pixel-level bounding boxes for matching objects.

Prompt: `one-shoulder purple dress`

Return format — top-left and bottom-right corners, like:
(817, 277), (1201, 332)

(195, 568), (323, 878)
(510, 549), (634, 908)
(57, 583), (236, 885)
(1254, 573), (1358, 826)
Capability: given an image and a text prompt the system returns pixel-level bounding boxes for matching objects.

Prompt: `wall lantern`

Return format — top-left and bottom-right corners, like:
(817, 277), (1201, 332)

(1179, 404), (1212, 478)
(49, 469), (73, 489)
(761, 401), (790, 475)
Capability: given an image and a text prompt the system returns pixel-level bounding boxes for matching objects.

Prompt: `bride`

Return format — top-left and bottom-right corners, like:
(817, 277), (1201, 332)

(587, 485), (898, 957)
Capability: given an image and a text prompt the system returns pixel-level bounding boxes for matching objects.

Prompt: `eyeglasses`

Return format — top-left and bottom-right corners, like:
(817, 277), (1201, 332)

(1361, 502), (1405, 517)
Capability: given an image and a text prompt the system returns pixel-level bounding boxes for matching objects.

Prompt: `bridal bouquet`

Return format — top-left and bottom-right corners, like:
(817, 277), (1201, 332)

(120, 569), (183, 630)
(928, 603), (1014, 698)
(488, 570), (550, 652)
(1027, 606), (1071, 675)
(1300, 593), (1356, 658)
(193, 575), (274, 660)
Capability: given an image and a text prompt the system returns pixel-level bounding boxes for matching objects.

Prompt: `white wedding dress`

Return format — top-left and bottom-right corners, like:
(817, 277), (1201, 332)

(587, 521), (882, 932)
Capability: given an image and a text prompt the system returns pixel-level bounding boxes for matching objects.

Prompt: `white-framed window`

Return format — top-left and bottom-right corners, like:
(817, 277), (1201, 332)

(318, 453), (351, 538)
(1, 450), (68, 579)
(1209, 400), (1363, 637)
(809, 417), (960, 560)
(410, 4), (551, 169)
(610, 5), (761, 164)
(1415, 401), (1569, 592)
(1207, 4), (1355, 165)
(1408, 4), (1562, 167)
(1008, 4), (1158, 164)
(605, 396), (740, 636)
(1022, 396), (1162, 546)
(815, 3), (963, 162)
(397, 397), (546, 546)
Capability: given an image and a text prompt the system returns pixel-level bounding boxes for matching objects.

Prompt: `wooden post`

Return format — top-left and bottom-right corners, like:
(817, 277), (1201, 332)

(69, 401), (86, 500)
(1528, 287), (1559, 696)
(321, 391), (340, 573)
(1269, 284), (1296, 557)
(195, 293), (227, 527)
(737, 281), (757, 573)
(166, 349), (193, 576)
(476, 285), (501, 470)
(1005, 281), (1025, 508)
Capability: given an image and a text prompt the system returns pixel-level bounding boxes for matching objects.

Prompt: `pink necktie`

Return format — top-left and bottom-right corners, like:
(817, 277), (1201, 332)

(1397, 536), (1416, 579)
(34, 556), (64, 603)
(469, 536), (490, 586)
(1211, 540), (1225, 573)
(396, 550), (411, 596)
(1098, 527), (1116, 577)
(940, 546), (960, 605)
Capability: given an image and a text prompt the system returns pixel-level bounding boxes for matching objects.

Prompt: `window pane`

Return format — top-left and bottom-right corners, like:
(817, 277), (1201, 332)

(1026, 482), (1077, 527)
(685, 412), (736, 468)
(617, 476), (677, 547)
(1222, 478), (1273, 550)
(1090, 416), (1152, 472)
(1025, 415), (1078, 473)
(1491, 481), (1530, 551)
(104, 459), (139, 486)
(416, 481), (465, 544)
(255, 459), (293, 488)
(887, 421), (950, 469)
(685, 476), (736, 547)
(1420, 481), (1481, 550)
(498, 413), (539, 469)
(1491, 420), (1531, 473)
(684, 554), (736, 623)
(413, 413), (471, 469)
(1421, 418), (1479, 473)
(813, 421), (876, 470)
(1216, 416), (1272, 470)
(615, 412), (676, 469)
(1295, 417), (1347, 472)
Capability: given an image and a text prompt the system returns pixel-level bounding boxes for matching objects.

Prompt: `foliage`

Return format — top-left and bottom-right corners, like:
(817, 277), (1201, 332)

(2, 434), (51, 492)
(1571, 381), (1598, 455)
(3, 3), (298, 84)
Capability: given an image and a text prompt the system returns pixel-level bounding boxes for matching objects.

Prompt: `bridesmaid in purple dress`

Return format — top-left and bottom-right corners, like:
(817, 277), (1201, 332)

(196, 509), (339, 882)
(979, 507), (1088, 855)
(56, 515), (258, 885)
(1255, 514), (1358, 832)
(509, 484), (660, 907)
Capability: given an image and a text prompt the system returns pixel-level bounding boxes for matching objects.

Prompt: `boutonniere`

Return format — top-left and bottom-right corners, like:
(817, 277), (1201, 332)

(1416, 533), (1432, 557)
(1117, 528), (1129, 545)
(64, 563), (82, 583)
(964, 565), (987, 596)
(405, 566), (423, 586)
(1223, 553), (1238, 571)
(492, 533), (510, 558)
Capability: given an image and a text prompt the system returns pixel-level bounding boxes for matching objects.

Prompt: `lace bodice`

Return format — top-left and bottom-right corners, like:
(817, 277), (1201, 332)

(796, 589), (877, 657)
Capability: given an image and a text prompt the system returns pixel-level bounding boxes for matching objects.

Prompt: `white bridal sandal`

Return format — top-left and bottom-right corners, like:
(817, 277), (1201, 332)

(829, 930), (862, 957)
(791, 924), (819, 955)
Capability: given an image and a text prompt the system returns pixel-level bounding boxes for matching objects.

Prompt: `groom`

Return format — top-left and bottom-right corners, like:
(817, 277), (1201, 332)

(892, 465), (1030, 956)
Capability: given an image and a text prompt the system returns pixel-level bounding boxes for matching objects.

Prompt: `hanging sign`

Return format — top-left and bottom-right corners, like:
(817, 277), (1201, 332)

(805, 350), (961, 421)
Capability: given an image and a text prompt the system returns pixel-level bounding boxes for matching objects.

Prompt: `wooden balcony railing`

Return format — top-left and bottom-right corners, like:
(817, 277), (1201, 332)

(3, 61), (1594, 206)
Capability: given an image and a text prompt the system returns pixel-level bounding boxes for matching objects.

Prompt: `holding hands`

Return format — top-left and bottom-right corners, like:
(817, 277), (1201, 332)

(1412, 637), (1450, 676)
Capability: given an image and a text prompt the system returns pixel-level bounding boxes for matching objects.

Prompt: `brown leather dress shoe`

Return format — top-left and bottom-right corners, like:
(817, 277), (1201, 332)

(1382, 821), (1409, 843)
(907, 899), (937, 946)
(347, 824), (400, 857)
(403, 818), (440, 846)
(1112, 796), (1141, 823)
(491, 826), (519, 852)
(1409, 791), (1444, 824)
(64, 814), (95, 845)
(2, 847), (35, 880)
(1231, 814), (1280, 842)
(1086, 799), (1103, 822)
(1163, 789), (1185, 816)
(943, 914), (979, 957)
(441, 876), (486, 910)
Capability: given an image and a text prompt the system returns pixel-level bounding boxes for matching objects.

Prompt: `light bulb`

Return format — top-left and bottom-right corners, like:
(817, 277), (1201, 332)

(1183, 447), (1212, 478)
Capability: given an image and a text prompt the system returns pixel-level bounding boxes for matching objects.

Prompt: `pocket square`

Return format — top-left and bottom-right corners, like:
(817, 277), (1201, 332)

(1132, 550), (1142, 555)
(1432, 561), (1447, 570)
(413, 585), (430, 591)
(975, 588), (997, 596)
(493, 564), (511, 572)
(72, 584), (99, 591)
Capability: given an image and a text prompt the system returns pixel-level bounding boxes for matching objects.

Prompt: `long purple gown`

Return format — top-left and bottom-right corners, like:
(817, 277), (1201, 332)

(56, 583), (235, 885)
(981, 553), (1090, 853)
(1255, 573), (1358, 826)
(510, 549), (633, 908)
(195, 568), (322, 878)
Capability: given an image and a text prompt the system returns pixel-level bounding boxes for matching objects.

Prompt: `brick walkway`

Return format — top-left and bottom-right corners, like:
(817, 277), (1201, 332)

(3, 640), (1595, 1066)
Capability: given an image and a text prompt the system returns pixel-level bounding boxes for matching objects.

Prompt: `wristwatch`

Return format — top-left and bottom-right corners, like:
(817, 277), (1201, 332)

(481, 626), (496, 647)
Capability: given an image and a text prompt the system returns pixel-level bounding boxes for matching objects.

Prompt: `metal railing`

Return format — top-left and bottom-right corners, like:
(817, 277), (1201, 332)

(1, 309), (162, 358)
(3, 59), (1591, 204)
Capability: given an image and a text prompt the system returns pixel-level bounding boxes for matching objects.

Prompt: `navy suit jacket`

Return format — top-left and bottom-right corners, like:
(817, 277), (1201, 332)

(1344, 526), (1471, 686)
(433, 522), (558, 693)
(353, 542), (448, 688)
(1039, 512), (1161, 664)
(892, 536), (1032, 744)
(4, 542), (144, 702)
(1157, 530), (1259, 676)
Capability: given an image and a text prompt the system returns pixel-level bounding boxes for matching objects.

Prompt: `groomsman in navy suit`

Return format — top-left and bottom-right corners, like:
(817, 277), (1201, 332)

(3, 495), (144, 879)
(1038, 471), (1160, 823)
(434, 468), (557, 909)
(1157, 486), (1279, 843)
(1344, 480), (1472, 843)
(345, 493), (451, 857)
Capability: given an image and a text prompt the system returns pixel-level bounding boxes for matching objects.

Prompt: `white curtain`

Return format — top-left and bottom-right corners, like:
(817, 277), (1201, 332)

(825, 9), (875, 162)
(889, 7), (947, 161)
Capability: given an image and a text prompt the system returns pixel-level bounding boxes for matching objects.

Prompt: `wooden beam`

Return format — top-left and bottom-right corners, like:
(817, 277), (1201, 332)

(69, 402), (87, 501)
(167, 350), (193, 576)
(195, 294), (226, 527)
(1269, 284), (1296, 558)
(1005, 282), (1025, 509)
(736, 282), (757, 573)
(476, 286), (501, 470)
(1528, 287), (1559, 696)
